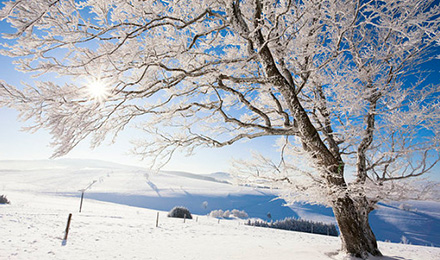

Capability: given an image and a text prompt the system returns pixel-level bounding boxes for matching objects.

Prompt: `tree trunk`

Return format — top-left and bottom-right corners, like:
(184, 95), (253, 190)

(227, 4), (383, 257)
(332, 195), (382, 258)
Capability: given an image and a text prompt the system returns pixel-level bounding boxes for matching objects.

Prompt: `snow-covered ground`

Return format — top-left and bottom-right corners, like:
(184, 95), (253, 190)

(1, 159), (439, 260)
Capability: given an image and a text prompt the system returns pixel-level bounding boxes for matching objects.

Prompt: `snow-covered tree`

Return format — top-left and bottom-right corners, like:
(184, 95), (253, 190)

(1, 0), (439, 258)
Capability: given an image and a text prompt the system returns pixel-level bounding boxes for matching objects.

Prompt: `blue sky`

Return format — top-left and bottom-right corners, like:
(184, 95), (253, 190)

(0, 37), (277, 174)
(0, 0), (285, 175)
(0, 0), (281, 173)
(0, 103), (277, 174)
(0, 1), (439, 178)
(0, 48), (277, 173)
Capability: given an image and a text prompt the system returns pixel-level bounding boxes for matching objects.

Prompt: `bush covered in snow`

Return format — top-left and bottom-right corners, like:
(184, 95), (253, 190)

(247, 217), (338, 236)
(209, 209), (226, 218)
(400, 235), (411, 245)
(168, 206), (192, 219)
(231, 209), (249, 219)
(0, 194), (10, 204)
(398, 203), (414, 212)
(209, 209), (248, 219)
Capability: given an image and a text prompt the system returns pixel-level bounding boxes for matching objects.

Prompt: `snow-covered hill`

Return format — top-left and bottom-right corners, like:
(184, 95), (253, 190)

(1, 159), (439, 259)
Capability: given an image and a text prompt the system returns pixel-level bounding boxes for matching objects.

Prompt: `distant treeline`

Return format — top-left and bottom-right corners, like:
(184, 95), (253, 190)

(246, 217), (338, 236)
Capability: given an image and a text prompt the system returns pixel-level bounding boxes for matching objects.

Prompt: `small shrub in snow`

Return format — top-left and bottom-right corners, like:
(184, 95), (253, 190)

(0, 195), (10, 204)
(398, 203), (412, 211)
(209, 209), (248, 219)
(168, 206), (192, 219)
(400, 235), (411, 244)
(247, 217), (338, 236)
(209, 209), (225, 218)
(231, 209), (249, 219)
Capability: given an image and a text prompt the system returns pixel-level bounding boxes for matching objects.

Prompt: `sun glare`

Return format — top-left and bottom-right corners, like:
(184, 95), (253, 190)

(86, 78), (110, 102)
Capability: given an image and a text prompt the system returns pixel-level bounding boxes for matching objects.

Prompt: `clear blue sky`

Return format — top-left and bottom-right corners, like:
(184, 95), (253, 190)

(0, 0), (283, 173)
(0, 1), (279, 173)
(0, 48), (277, 174)
(0, 55), (277, 174)
(0, 101), (276, 173)
(0, 1), (439, 178)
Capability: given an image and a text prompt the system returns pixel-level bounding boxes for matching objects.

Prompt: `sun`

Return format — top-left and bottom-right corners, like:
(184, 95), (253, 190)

(86, 78), (111, 102)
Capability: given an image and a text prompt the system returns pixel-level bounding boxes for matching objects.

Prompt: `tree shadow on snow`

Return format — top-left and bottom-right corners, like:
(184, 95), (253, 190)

(59, 191), (298, 221)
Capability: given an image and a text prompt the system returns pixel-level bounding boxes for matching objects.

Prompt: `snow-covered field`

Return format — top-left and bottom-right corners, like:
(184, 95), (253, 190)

(1, 159), (439, 260)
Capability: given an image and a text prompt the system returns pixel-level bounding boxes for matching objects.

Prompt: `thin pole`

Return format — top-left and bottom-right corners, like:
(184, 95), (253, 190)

(62, 213), (72, 246)
(79, 191), (84, 213)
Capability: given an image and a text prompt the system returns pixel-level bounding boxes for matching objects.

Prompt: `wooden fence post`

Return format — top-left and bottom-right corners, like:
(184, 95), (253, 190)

(156, 212), (159, 227)
(62, 213), (72, 246)
(79, 191), (85, 213)
(78, 180), (97, 213)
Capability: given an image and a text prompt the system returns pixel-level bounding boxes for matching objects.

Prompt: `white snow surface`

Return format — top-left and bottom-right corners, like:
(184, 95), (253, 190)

(1, 159), (439, 260)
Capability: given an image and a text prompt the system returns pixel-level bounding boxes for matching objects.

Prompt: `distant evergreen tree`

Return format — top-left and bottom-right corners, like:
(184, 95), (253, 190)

(247, 217), (338, 236)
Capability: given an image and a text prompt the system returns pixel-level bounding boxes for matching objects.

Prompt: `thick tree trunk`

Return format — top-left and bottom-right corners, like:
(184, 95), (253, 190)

(332, 195), (382, 258)
(227, 3), (382, 257)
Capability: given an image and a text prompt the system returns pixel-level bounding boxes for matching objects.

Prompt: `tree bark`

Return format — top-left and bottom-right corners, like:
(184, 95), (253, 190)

(332, 195), (382, 258)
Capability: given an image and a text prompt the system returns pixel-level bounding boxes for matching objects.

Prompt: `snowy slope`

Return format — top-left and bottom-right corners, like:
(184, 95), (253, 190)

(0, 159), (297, 221)
(1, 159), (440, 260)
